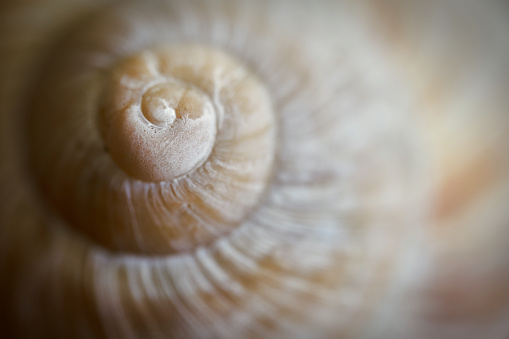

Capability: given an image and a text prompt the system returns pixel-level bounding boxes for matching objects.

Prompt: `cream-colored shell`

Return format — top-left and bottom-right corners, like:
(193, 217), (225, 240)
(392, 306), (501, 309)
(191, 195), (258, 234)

(1, 0), (509, 338)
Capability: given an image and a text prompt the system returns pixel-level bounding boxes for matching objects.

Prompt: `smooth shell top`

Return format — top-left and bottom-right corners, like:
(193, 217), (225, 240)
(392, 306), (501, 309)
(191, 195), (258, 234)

(100, 49), (219, 181)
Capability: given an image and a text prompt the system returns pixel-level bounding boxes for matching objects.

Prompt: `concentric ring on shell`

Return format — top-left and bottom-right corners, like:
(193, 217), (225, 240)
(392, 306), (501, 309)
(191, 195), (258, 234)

(28, 44), (276, 254)
(100, 51), (218, 182)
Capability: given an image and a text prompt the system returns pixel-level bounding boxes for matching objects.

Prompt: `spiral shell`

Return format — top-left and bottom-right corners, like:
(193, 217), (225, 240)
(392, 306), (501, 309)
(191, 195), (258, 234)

(1, 0), (509, 338)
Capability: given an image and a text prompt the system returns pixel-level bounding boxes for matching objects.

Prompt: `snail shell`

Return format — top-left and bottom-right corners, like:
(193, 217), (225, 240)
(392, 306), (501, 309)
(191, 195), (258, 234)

(1, 0), (509, 338)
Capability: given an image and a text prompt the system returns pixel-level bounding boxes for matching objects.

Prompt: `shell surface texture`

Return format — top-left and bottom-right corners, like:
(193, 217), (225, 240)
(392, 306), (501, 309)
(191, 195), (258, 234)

(0, 0), (509, 338)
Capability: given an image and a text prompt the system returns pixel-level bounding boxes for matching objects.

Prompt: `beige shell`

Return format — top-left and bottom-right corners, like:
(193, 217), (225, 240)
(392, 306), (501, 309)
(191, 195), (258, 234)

(0, 0), (509, 338)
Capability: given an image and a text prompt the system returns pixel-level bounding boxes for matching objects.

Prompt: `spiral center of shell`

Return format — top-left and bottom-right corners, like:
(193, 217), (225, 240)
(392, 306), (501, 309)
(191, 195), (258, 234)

(141, 83), (179, 128)
(100, 53), (218, 182)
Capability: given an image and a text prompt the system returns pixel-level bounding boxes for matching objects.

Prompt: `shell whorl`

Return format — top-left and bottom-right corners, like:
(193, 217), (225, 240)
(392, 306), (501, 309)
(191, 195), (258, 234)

(4, 0), (509, 338)
(1, 1), (425, 337)
(29, 29), (275, 254)
(100, 47), (221, 182)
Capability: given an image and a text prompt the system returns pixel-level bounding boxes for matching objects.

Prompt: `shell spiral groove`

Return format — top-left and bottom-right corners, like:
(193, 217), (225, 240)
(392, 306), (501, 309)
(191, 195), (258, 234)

(1, 0), (509, 338)
(29, 40), (276, 254)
